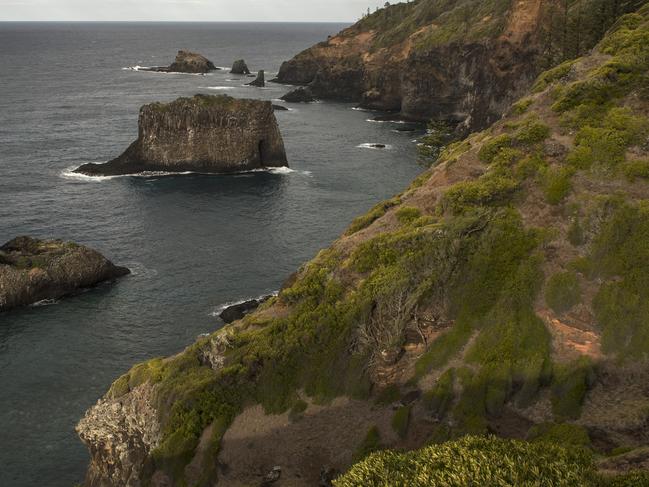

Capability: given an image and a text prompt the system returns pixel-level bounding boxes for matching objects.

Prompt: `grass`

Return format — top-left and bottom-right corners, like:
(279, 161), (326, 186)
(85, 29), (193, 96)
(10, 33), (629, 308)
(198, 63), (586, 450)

(353, 426), (382, 463)
(391, 405), (411, 439)
(527, 422), (591, 448)
(334, 435), (596, 487)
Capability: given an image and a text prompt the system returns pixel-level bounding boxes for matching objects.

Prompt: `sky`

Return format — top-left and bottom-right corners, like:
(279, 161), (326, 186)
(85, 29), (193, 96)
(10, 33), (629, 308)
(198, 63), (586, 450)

(0, 0), (393, 22)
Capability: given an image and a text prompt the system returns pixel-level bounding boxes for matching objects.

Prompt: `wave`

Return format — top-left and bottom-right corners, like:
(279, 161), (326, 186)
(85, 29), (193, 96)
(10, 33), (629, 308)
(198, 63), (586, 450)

(357, 143), (393, 150)
(31, 298), (60, 307)
(122, 66), (214, 76)
(204, 86), (236, 91)
(61, 165), (306, 181)
(365, 118), (411, 124)
(209, 291), (279, 317)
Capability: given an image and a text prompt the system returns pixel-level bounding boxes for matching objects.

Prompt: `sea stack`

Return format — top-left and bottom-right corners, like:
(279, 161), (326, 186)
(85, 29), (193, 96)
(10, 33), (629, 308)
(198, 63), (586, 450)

(0, 236), (129, 312)
(74, 95), (288, 176)
(144, 50), (217, 74)
(230, 59), (251, 75)
(281, 86), (316, 103)
(247, 70), (265, 87)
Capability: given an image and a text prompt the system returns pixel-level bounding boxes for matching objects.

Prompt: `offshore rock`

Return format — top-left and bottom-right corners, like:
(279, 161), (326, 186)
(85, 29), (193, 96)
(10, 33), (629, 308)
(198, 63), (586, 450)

(75, 95), (288, 176)
(0, 236), (129, 312)
(247, 70), (265, 87)
(280, 86), (316, 103)
(231, 59), (251, 75)
(219, 295), (273, 323)
(144, 50), (217, 74)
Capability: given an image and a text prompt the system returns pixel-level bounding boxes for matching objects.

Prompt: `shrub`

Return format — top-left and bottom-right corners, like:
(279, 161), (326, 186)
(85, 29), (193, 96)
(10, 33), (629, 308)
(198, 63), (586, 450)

(422, 369), (455, 419)
(353, 426), (382, 463)
(391, 405), (411, 438)
(622, 159), (649, 180)
(345, 197), (401, 235)
(511, 98), (534, 115)
(514, 120), (551, 145)
(334, 436), (596, 487)
(478, 134), (513, 163)
(545, 271), (581, 313)
(527, 422), (591, 448)
(551, 357), (594, 420)
(542, 167), (574, 205)
(442, 175), (518, 213)
(395, 206), (422, 225)
(533, 60), (576, 93)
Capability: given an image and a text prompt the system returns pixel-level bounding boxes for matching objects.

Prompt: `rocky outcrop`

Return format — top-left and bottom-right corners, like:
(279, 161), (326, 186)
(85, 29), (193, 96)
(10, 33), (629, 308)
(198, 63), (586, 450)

(247, 70), (265, 87)
(219, 295), (273, 324)
(275, 0), (646, 132)
(75, 95), (288, 176)
(76, 382), (162, 487)
(0, 236), (129, 312)
(281, 87), (316, 103)
(230, 59), (251, 75)
(143, 50), (217, 74)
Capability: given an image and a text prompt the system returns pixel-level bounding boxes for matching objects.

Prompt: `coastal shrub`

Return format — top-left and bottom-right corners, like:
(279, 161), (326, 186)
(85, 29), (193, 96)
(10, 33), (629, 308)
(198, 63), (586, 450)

(511, 98), (534, 115)
(551, 357), (594, 420)
(622, 159), (649, 180)
(442, 175), (518, 213)
(545, 271), (581, 313)
(422, 368), (455, 419)
(514, 120), (551, 146)
(333, 436), (596, 487)
(527, 422), (591, 448)
(590, 202), (649, 358)
(542, 166), (574, 205)
(345, 196), (401, 236)
(533, 60), (576, 93)
(395, 206), (422, 225)
(353, 426), (382, 463)
(478, 134), (513, 163)
(391, 405), (411, 438)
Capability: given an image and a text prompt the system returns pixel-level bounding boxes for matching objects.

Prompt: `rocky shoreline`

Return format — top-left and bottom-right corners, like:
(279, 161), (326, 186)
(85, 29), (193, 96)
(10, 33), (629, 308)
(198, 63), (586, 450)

(140, 50), (218, 74)
(75, 94), (288, 176)
(0, 236), (129, 312)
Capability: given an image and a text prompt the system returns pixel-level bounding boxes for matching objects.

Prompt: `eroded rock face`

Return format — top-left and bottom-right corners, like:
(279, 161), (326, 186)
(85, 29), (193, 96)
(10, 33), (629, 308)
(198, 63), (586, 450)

(77, 383), (162, 487)
(247, 70), (265, 87)
(0, 236), (129, 312)
(281, 87), (316, 103)
(230, 59), (251, 75)
(75, 95), (288, 176)
(144, 50), (217, 74)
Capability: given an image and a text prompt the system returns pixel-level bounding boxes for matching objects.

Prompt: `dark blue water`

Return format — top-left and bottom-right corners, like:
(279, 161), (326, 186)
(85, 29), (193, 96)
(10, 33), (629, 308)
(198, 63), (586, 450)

(0, 22), (423, 486)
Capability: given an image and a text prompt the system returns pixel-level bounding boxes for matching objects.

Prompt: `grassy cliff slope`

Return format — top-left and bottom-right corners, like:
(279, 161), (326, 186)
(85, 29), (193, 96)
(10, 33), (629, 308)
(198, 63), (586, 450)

(78, 4), (649, 486)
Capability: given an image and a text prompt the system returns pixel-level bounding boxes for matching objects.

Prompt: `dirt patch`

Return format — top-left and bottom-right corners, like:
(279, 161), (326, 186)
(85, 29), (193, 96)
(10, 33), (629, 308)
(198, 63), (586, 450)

(217, 397), (396, 486)
(502, 0), (544, 43)
(538, 308), (602, 361)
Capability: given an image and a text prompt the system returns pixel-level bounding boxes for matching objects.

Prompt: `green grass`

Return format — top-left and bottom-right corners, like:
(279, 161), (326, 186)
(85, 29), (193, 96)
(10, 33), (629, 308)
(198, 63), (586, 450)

(527, 422), (591, 448)
(551, 357), (594, 421)
(391, 406), (411, 439)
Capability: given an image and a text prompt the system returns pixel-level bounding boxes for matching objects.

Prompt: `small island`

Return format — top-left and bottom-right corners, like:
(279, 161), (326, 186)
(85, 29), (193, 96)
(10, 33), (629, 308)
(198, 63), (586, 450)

(0, 236), (129, 312)
(141, 50), (217, 74)
(74, 94), (289, 176)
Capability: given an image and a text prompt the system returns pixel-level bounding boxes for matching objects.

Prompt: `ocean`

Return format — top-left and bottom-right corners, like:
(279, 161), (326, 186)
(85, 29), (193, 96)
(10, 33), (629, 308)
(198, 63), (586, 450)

(0, 22), (424, 486)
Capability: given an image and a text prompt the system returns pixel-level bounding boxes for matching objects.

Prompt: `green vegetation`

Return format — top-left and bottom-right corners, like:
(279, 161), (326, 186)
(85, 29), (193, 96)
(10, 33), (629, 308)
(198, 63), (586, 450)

(542, 166), (574, 205)
(353, 426), (382, 463)
(528, 422), (591, 448)
(546, 270), (582, 313)
(391, 405), (411, 439)
(423, 369), (455, 419)
(288, 399), (308, 422)
(551, 357), (594, 420)
(375, 384), (401, 405)
(590, 201), (649, 358)
(395, 206), (422, 225)
(334, 435), (596, 487)
(345, 197), (401, 235)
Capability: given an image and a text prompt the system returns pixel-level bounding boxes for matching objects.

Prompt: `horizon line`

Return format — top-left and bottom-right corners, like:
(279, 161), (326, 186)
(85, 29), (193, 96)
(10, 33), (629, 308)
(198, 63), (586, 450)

(0, 19), (355, 23)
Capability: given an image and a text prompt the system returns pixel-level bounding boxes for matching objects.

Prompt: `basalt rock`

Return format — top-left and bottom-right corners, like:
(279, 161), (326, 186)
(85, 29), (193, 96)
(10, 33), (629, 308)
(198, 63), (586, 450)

(144, 50), (218, 74)
(280, 87), (316, 103)
(247, 70), (265, 87)
(230, 59), (251, 75)
(0, 236), (129, 312)
(74, 95), (288, 176)
(275, 0), (646, 133)
(219, 295), (273, 324)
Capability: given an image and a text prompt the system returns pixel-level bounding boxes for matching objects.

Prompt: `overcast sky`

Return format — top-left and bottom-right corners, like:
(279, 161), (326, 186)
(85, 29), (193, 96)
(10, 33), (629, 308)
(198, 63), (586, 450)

(0, 0), (392, 22)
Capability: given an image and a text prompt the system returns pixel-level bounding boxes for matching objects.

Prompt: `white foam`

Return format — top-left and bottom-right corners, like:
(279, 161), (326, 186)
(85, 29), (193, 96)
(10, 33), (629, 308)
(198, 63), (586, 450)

(31, 298), (59, 307)
(365, 118), (410, 124)
(205, 86), (235, 90)
(210, 291), (279, 317)
(122, 66), (213, 76)
(61, 165), (305, 181)
(357, 143), (393, 150)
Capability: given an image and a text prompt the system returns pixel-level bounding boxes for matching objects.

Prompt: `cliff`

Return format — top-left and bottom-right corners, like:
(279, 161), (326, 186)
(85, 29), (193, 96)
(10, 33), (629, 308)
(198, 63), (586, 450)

(75, 95), (288, 176)
(0, 236), (129, 311)
(78, 5), (649, 486)
(276, 0), (647, 132)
